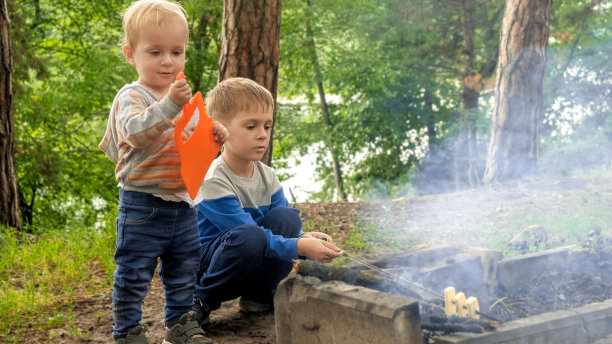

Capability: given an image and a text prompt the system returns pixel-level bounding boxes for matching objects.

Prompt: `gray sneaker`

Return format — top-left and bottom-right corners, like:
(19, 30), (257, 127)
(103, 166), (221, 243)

(116, 325), (148, 344)
(238, 297), (273, 314)
(163, 311), (212, 344)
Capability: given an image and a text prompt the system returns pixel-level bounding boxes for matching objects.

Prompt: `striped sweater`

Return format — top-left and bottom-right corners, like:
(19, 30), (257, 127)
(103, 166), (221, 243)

(99, 82), (196, 203)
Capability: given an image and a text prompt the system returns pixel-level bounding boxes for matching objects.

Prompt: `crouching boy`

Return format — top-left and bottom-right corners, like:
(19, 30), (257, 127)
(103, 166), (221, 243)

(193, 77), (341, 324)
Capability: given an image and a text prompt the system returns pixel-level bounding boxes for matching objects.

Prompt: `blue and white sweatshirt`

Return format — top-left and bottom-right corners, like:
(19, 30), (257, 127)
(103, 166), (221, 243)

(195, 157), (304, 260)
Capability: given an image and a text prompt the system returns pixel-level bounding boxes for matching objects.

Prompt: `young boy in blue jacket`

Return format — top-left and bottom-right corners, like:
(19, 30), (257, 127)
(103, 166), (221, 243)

(193, 77), (341, 323)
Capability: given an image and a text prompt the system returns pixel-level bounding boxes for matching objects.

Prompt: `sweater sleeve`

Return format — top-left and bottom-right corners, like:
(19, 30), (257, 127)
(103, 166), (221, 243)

(270, 187), (304, 238)
(270, 185), (289, 209)
(196, 180), (300, 260)
(117, 91), (182, 148)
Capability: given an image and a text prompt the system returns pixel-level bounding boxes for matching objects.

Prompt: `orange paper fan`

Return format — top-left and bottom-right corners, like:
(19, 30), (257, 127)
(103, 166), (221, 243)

(174, 74), (220, 199)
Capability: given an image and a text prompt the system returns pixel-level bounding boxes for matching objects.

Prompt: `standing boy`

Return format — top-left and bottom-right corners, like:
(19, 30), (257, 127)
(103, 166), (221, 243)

(99, 1), (227, 343)
(193, 77), (341, 324)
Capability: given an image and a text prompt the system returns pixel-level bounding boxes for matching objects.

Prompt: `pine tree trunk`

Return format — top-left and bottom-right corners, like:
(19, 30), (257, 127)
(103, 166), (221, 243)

(0, 0), (21, 230)
(455, 0), (480, 190)
(482, 0), (551, 184)
(218, 0), (281, 166)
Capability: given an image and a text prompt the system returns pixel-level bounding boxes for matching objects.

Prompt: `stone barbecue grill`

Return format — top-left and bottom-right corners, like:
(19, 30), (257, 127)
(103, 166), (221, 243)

(274, 245), (612, 344)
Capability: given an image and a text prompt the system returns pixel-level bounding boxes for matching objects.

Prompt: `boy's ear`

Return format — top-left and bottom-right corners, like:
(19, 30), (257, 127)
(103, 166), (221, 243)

(122, 45), (136, 66)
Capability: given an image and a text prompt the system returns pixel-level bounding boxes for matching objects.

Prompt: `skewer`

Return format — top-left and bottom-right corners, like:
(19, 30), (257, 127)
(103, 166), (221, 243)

(338, 250), (502, 323)
(340, 251), (444, 300)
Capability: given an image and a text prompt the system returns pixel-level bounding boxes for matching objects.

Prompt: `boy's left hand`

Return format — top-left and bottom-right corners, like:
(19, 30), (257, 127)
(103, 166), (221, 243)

(213, 122), (229, 144)
(301, 231), (333, 243)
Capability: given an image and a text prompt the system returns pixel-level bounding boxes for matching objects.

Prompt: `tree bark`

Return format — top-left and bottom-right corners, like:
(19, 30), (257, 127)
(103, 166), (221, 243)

(218, 0), (281, 166)
(0, 0), (21, 229)
(455, 0), (480, 190)
(305, 0), (347, 202)
(424, 89), (437, 146)
(482, 0), (551, 184)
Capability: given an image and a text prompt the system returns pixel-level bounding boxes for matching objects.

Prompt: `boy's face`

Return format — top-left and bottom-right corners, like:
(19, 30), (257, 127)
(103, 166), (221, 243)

(123, 18), (188, 96)
(221, 105), (274, 171)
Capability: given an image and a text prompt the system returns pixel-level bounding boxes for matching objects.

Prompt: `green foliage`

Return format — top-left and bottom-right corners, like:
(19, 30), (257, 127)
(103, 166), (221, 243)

(544, 1), (612, 142)
(0, 224), (115, 341)
(540, 124), (612, 176)
(9, 0), (610, 226)
(10, 0), (223, 229)
(11, 0), (131, 229)
(277, 0), (507, 201)
(182, 0), (223, 92)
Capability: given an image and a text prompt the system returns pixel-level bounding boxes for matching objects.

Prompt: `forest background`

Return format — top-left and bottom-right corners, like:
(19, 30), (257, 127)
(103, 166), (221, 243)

(4, 0), (611, 229)
(0, 0), (611, 342)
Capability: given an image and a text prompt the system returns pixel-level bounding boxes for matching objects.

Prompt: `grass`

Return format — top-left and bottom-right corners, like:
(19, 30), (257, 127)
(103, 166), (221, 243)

(0, 225), (116, 343)
(304, 212), (421, 261)
(490, 186), (612, 257)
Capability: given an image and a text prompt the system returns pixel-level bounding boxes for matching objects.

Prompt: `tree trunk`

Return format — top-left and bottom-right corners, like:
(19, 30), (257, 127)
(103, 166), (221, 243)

(424, 89), (437, 146)
(305, 0), (347, 202)
(218, 0), (281, 166)
(455, 0), (480, 190)
(482, 0), (551, 184)
(0, 0), (21, 230)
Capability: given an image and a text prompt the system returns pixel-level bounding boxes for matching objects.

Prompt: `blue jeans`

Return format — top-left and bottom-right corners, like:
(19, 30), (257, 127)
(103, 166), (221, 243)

(195, 206), (302, 310)
(112, 190), (200, 339)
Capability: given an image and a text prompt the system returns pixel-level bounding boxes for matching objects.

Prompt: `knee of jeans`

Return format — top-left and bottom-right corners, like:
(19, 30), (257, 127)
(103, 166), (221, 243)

(265, 206), (302, 237)
(232, 225), (268, 256)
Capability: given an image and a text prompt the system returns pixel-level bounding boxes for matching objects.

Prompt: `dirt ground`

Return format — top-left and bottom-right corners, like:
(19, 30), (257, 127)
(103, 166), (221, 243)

(32, 173), (612, 343)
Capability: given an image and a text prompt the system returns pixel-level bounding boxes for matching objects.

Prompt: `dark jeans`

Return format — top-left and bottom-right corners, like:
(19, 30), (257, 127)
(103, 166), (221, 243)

(112, 190), (200, 339)
(195, 206), (302, 310)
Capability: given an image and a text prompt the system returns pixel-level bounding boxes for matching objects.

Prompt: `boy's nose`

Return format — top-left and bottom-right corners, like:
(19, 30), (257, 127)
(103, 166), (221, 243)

(161, 53), (173, 65)
(257, 128), (269, 139)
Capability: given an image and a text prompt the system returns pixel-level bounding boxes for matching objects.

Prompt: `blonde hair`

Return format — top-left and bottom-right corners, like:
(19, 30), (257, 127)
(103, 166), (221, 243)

(122, 0), (188, 48)
(206, 78), (275, 123)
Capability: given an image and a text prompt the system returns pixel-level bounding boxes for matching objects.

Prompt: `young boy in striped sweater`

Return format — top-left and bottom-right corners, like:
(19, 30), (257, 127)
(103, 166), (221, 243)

(98, 1), (227, 343)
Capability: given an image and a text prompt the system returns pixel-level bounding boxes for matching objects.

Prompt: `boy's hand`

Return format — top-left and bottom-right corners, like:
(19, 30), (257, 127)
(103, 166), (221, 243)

(213, 122), (229, 144)
(297, 237), (341, 263)
(169, 79), (192, 107)
(300, 231), (333, 243)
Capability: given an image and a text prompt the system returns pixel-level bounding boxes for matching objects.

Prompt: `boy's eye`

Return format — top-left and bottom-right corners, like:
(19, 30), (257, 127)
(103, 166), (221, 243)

(264, 125), (272, 130)
(246, 125), (255, 130)
(173, 50), (183, 56)
(149, 51), (160, 56)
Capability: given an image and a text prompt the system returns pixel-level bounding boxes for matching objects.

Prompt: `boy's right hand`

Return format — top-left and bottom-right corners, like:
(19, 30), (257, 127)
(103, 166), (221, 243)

(169, 78), (192, 107)
(297, 237), (341, 263)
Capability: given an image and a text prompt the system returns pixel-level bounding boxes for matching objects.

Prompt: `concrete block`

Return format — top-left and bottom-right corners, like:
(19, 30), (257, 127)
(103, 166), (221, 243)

(369, 245), (461, 268)
(421, 254), (488, 307)
(434, 309), (588, 344)
(576, 299), (612, 343)
(433, 300), (612, 344)
(496, 246), (573, 294)
(275, 274), (422, 344)
(594, 335), (612, 344)
(467, 247), (503, 296)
